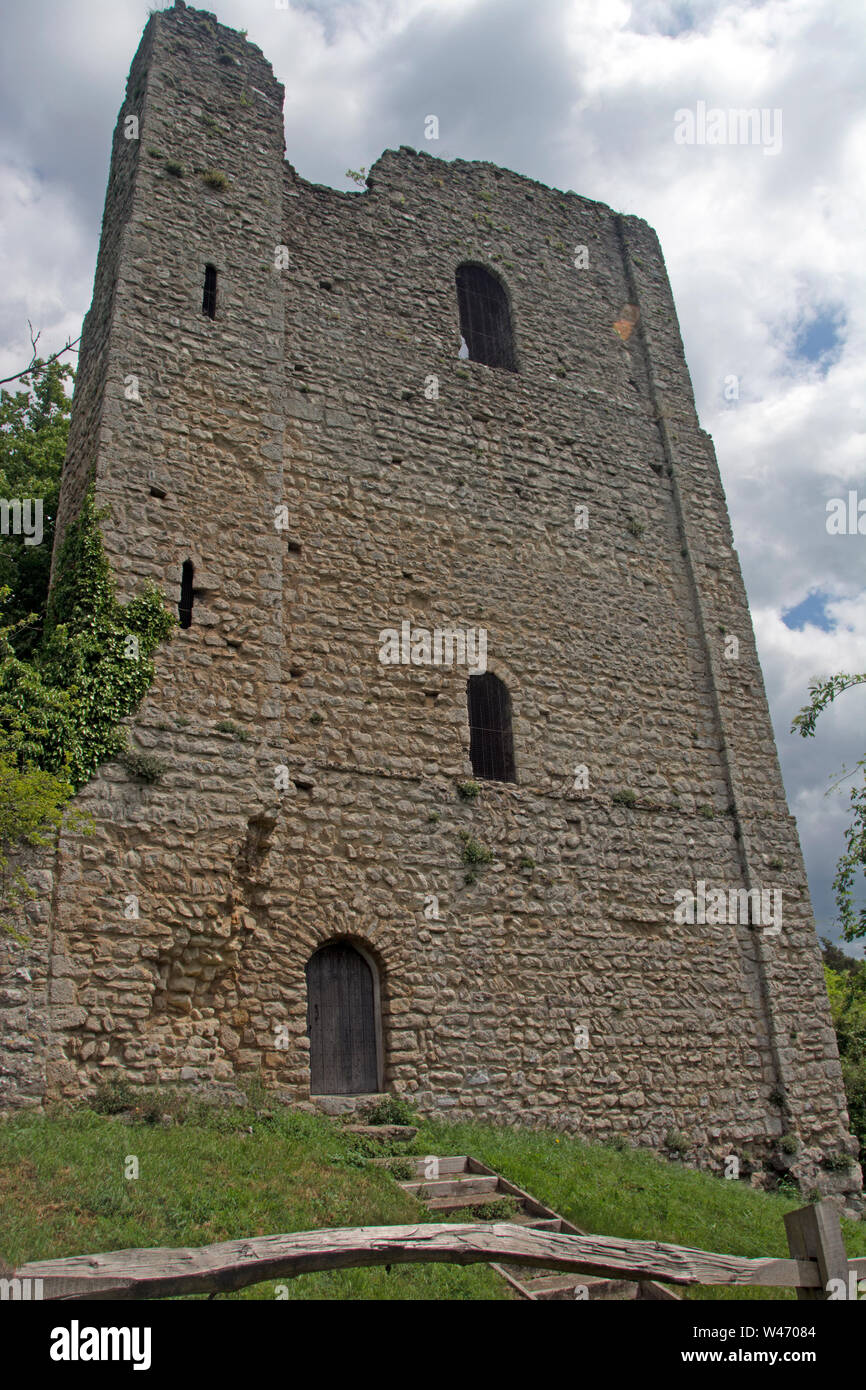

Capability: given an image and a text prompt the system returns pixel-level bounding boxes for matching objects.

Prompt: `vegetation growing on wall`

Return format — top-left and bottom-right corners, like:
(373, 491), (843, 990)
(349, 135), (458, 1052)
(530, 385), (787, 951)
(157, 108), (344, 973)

(0, 362), (175, 932)
(822, 940), (866, 1151)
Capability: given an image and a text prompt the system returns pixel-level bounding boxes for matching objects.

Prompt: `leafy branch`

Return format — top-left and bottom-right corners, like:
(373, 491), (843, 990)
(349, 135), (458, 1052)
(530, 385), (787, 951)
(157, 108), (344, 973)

(0, 322), (81, 387)
(793, 672), (866, 940)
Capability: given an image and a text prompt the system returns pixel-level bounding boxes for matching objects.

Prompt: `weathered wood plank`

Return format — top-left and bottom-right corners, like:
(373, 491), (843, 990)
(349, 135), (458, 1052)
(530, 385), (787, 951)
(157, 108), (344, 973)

(13, 1223), (822, 1301)
(785, 1203), (849, 1302)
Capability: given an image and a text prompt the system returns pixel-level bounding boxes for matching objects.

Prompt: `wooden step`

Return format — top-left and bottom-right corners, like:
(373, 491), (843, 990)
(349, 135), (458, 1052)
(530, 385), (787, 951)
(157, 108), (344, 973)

(526, 1274), (638, 1301)
(409, 1156), (473, 1177)
(423, 1191), (521, 1215)
(400, 1176), (499, 1200)
(368, 1155), (473, 1175)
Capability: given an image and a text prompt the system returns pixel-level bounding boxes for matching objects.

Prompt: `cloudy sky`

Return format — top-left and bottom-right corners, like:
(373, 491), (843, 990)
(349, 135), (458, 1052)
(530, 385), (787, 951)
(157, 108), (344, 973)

(1, 0), (863, 951)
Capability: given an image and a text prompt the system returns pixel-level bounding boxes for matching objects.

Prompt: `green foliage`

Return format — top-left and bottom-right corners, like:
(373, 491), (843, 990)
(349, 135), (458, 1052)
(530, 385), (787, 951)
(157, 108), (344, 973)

(664, 1128), (690, 1156)
(215, 719), (248, 740)
(793, 672), (866, 939)
(387, 1158), (415, 1181)
(120, 750), (166, 784)
(456, 779), (481, 800)
(9, 488), (175, 789)
(612, 788), (636, 807)
(0, 379), (174, 935)
(467, 1197), (520, 1220)
(699, 804), (715, 819)
(91, 1079), (136, 1114)
(459, 831), (493, 886)
(626, 517), (645, 538)
(164, 161), (184, 177)
(344, 167), (369, 187)
(0, 742), (73, 937)
(820, 1152), (852, 1173)
(459, 832), (493, 865)
(201, 169), (229, 190)
(518, 855), (535, 871)
(823, 956), (866, 1149)
(0, 359), (71, 656)
(777, 1133), (799, 1155)
(365, 1096), (417, 1127)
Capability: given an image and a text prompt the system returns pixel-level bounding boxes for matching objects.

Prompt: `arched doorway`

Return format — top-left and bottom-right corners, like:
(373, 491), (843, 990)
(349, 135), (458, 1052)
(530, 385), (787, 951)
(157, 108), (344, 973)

(305, 941), (381, 1095)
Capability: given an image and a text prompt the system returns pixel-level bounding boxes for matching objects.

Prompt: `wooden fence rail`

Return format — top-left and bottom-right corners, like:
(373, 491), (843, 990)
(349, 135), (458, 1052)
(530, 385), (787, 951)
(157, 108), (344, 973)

(3, 1201), (863, 1301)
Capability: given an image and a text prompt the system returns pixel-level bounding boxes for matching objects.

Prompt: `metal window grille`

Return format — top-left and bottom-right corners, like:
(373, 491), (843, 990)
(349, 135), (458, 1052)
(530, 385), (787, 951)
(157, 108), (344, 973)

(467, 672), (516, 782)
(202, 264), (218, 319)
(178, 560), (194, 629)
(455, 263), (516, 371)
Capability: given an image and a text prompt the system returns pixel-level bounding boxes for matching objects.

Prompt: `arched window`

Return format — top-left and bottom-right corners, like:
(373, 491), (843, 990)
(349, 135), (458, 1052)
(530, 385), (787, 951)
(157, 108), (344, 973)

(467, 672), (516, 782)
(455, 263), (516, 371)
(202, 263), (218, 319)
(178, 560), (194, 629)
(306, 941), (382, 1095)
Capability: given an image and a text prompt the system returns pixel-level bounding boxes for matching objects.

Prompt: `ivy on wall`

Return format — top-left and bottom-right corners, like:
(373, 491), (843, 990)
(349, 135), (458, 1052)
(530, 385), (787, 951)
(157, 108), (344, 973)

(0, 484), (174, 930)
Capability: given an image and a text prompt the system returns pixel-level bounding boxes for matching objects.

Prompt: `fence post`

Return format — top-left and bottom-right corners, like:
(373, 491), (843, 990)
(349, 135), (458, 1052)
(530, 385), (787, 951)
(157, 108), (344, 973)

(784, 1200), (849, 1300)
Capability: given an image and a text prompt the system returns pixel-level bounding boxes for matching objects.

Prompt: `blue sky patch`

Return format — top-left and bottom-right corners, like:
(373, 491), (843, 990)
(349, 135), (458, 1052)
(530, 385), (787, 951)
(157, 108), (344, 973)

(792, 306), (845, 372)
(782, 590), (836, 632)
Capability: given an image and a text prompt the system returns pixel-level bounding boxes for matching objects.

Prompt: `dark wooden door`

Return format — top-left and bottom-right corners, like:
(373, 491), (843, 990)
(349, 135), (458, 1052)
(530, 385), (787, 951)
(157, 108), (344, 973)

(306, 943), (379, 1095)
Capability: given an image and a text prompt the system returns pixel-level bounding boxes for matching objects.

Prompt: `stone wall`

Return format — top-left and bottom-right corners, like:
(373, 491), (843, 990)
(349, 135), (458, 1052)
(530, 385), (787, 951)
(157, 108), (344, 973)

(1, 2), (859, 1205)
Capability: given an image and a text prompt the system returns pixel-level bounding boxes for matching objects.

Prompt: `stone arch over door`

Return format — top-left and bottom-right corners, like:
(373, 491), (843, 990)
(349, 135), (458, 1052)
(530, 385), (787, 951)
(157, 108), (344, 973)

(305, 940), (383, 1095)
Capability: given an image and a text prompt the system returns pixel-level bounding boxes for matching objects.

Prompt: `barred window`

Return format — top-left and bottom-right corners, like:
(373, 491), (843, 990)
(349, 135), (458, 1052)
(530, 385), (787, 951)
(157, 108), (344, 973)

(455, 263), (516, 371)
(467, 672), (516, 782)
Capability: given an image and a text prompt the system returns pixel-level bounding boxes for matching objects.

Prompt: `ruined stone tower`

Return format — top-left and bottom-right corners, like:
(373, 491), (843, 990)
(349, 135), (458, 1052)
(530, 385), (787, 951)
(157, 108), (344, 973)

(1, 2), (860, 1202)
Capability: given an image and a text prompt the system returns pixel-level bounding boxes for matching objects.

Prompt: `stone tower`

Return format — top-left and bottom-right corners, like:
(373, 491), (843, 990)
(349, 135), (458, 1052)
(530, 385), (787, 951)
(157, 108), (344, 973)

(1, 2), (860, 1203)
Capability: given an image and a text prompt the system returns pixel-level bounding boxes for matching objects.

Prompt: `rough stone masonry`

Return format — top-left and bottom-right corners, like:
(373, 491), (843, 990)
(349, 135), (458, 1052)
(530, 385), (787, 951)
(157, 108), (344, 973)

(0, 1), (860, 1208)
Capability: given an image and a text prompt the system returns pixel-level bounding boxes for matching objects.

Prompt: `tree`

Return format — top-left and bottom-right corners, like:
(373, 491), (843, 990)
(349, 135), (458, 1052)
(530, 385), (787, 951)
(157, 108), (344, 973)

(793, 672), (866, 941)
(0, 358), (72, 655)
(0, 361), (175, 935)
(823, 954), (866, 1149)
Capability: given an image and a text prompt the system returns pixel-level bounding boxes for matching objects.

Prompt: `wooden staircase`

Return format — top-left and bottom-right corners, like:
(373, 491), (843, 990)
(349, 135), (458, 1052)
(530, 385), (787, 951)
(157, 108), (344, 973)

(389, 1155), (677, 1301)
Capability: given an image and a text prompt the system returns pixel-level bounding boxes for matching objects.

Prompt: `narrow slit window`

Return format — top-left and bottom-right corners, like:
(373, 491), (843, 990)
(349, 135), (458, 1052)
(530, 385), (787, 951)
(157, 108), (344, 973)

(178, 560), (194, 629)
(467, 672), (516, 782)
(455, 263), (516, 371)
(202, 263), (218, 319)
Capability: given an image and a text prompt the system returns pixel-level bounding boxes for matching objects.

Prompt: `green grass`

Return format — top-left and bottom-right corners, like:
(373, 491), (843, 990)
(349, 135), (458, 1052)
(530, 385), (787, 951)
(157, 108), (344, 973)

(1, 1101), (863, 1301)
(0, 1104), (506, 1300)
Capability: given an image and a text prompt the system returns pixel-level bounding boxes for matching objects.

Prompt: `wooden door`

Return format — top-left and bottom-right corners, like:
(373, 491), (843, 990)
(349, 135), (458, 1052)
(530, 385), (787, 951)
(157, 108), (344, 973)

(306, 942), (379, 1095)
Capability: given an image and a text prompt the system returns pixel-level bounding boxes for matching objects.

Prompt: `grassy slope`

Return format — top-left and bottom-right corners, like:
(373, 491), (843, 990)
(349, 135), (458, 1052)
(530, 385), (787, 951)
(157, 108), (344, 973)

(1, 1103), (863, 1301)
